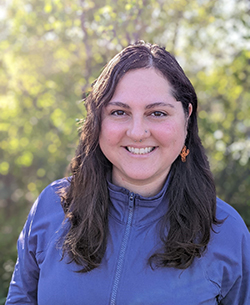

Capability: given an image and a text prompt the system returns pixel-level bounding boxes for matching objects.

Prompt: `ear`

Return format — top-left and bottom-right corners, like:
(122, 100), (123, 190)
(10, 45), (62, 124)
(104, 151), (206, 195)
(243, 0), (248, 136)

(185, 103), (192, 137)
(188, 103), (193, 118)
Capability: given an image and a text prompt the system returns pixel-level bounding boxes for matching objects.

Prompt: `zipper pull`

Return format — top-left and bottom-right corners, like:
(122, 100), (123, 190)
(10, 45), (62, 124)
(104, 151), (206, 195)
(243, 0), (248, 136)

(129, 193), (134, 209)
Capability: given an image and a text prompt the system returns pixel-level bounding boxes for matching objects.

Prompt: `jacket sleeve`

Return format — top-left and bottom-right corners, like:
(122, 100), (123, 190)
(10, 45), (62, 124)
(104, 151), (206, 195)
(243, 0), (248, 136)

(5, 199), (40, 304)
(5, 179), (67, 304)
(218, 221), (250, 304)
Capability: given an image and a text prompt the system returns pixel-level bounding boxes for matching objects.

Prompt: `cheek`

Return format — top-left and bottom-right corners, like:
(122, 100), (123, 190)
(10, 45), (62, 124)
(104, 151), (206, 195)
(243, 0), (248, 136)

(100, 120), (122, 146)
(157, 121), (186, 136)
(155, 122), (187, 146)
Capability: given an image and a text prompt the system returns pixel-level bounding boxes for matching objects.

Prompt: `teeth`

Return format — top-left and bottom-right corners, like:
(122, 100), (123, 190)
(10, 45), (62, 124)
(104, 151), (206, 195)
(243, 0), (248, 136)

(127, 146), (154, 155)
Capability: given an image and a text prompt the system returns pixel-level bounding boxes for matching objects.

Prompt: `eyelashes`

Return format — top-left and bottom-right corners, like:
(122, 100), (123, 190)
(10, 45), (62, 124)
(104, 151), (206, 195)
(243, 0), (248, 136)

(111, 110), (126, 116)
(150, 111), (167, 117)
(110, 110), (168, 117)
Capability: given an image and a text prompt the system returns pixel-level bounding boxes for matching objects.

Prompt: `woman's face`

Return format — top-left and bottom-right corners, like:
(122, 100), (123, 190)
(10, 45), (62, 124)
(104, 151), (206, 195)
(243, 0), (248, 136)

(99, 68), (192, 195)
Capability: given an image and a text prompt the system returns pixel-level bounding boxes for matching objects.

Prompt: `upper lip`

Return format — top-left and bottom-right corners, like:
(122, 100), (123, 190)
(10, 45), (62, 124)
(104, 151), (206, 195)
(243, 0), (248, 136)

(123, 145), (155, 148)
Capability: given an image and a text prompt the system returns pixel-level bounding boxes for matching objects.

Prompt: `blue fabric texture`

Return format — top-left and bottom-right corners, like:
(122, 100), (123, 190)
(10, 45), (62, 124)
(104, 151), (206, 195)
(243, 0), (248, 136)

(6, 178), (250, 305)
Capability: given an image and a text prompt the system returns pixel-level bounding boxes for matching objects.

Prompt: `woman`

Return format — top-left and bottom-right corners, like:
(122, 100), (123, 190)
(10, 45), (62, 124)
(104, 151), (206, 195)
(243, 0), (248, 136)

(6, 41), (250, 304)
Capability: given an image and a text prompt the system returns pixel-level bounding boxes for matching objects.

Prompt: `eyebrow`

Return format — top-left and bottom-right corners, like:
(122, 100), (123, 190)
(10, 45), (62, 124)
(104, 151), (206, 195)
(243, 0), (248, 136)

(107, 101), (130, 109)
(145, 102), (175, 109)
(107, 101), (175, 109)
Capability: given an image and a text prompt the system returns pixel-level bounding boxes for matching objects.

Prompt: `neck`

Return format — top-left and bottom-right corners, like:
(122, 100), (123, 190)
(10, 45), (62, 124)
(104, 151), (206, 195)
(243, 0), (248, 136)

(111, 172), (168, 197)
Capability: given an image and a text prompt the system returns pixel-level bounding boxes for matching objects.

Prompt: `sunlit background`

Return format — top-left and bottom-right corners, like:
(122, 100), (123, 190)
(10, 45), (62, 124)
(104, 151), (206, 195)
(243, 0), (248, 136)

(0, 0), (250, 301)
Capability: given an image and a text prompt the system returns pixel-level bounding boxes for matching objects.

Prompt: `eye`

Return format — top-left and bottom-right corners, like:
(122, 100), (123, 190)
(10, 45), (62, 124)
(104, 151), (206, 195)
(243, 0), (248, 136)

(150, 111), (167, 117)
(111, 110), (126, 116)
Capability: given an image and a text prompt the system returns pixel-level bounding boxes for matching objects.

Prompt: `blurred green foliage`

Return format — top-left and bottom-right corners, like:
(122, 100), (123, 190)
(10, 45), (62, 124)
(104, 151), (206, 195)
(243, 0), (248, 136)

(0, 0), (250, 301)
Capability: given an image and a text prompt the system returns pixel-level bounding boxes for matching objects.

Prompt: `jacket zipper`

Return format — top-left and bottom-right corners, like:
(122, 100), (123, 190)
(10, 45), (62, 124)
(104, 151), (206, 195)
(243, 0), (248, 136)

(110, 192), (135, 305)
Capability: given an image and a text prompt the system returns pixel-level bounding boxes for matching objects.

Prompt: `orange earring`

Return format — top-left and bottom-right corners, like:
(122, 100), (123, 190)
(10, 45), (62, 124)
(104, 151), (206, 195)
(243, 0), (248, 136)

(180, 145), (189, 162)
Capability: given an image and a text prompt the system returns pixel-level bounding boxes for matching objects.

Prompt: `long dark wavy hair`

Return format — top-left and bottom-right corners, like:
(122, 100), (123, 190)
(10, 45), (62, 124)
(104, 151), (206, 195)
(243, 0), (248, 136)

(60, 41), (221, 272)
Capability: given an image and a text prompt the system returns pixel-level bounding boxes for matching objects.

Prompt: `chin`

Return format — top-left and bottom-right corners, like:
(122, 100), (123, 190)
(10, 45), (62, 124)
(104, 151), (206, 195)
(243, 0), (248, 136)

(126, 174), (156, 183)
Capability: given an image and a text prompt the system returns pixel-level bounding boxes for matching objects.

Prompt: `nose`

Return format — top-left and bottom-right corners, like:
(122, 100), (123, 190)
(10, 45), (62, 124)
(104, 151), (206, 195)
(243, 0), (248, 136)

(126, 117), (150, 142)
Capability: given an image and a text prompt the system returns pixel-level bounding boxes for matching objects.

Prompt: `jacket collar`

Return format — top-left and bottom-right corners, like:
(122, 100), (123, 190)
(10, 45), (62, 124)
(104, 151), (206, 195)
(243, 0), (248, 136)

(107, 175), (170, 227)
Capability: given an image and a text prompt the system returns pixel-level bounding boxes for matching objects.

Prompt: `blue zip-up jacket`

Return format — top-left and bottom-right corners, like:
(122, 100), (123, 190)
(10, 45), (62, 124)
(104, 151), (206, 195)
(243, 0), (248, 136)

(6, 178), (250, 304)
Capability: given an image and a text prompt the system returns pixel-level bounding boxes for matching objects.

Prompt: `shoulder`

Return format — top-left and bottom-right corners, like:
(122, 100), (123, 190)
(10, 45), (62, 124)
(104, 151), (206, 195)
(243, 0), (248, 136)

(37, 177), (70, 205)
(206, 198), (249, 272)
(211, 197), (250, 248)
(23, 178), (71, 254)
(30, 177), (70, 217)
(215, 197), (248, 232)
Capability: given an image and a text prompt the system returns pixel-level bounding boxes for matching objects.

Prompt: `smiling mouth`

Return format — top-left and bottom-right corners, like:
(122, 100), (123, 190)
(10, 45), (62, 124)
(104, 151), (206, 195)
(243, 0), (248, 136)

(126, 146), (155, 155)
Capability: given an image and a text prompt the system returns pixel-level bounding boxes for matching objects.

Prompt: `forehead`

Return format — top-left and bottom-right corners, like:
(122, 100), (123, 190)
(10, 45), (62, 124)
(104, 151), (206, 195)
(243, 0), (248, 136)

(117, 67), (169, 85)
(109, 68), (174, 102)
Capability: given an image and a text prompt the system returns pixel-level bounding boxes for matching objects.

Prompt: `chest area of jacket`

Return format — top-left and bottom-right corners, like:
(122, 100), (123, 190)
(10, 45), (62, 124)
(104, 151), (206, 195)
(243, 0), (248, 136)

(36, 218), (219, 305)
